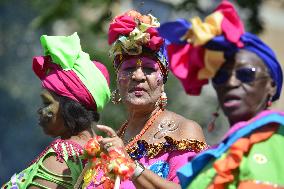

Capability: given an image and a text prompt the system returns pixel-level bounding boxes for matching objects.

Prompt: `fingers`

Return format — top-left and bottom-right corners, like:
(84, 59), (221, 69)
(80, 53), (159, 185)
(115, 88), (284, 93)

(96, 125), (117, 138)
(96, 125), (129, 157)
(100, 137), (123, 148)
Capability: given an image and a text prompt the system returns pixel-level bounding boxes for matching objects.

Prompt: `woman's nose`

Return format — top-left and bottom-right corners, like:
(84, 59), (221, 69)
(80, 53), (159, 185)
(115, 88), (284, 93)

(37, 107), (43, 115)
(132, 67), (146, 81)
(226, 72), (241, 87)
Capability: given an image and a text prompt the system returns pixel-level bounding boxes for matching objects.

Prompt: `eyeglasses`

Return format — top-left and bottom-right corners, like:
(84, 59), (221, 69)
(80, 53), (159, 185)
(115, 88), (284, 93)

(212, 67), (270, 85)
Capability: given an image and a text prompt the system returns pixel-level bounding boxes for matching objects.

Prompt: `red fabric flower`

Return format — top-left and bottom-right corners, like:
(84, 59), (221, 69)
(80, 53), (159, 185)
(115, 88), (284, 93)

(215, 1), (245, 47)
(108, 15), (137, 45)
(146, 27), (164, 51)
(84, 136), (102, 156)
(167, 44), (208, 95)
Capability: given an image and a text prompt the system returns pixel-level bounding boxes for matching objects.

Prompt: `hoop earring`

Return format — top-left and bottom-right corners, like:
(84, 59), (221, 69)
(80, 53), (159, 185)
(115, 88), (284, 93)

(267, 95), (273, 107)
(207, 105), (220, 132)
(111, 89), (122, 104)
(155, 92), (167, 110)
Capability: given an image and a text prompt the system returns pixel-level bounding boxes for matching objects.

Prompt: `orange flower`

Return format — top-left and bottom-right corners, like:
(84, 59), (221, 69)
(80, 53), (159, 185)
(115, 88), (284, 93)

(102, 177), (115, 189)
(126, 10), (142, 19)
(84, 136), (102, 156)
(126, 10), (152, 24)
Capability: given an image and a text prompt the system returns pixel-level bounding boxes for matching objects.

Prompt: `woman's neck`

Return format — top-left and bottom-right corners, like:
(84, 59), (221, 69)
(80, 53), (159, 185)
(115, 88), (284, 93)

(125, 105), (161, 138)
(62, 127), (94, 142)
(229, 108), (267, 126)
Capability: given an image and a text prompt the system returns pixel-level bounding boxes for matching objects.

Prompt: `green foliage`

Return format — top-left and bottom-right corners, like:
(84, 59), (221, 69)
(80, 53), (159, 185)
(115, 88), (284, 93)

(28, 0), (114, 34)
(176, 0), (264, 34)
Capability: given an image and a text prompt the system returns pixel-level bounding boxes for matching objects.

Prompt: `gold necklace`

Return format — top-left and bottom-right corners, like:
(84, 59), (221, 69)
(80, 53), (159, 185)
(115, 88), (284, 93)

(117, 109), (164, 150)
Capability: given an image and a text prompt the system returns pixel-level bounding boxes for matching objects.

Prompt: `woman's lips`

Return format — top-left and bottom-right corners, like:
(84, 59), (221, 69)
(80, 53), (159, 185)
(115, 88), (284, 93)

(38, 116), (50, 127)
(130, 86), (146, 96)
(223, 95), (241, 108)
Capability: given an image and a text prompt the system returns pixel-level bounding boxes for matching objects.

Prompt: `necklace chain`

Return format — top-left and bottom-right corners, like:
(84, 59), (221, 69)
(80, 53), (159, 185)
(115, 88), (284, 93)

(117, 109), (164, 150)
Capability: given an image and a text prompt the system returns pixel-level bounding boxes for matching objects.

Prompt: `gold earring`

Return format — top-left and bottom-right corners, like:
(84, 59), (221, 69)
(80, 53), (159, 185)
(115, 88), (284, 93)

(111, 89), (122, 104)
(155, 92), (167, 110)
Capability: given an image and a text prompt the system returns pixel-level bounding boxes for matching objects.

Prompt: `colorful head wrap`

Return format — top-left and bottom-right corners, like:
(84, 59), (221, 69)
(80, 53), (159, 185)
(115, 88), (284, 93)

(33, 33), (111, 111)
(158, 0), (283, 101)
(108, 10), (169, 83)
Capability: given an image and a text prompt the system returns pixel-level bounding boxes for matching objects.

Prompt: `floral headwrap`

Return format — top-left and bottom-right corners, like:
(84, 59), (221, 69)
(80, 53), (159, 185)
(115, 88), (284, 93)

(108, 10), (169, 83)
(33, 33), (111, 111)
(158, 0), (283, 101)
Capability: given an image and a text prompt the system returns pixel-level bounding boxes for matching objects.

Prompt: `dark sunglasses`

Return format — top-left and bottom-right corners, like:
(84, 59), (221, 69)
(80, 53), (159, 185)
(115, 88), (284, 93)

(212, 67), (269, 85)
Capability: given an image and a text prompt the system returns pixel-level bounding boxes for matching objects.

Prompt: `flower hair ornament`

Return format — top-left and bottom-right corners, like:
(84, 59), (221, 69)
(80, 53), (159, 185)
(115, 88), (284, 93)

(108, 10), (169, 83)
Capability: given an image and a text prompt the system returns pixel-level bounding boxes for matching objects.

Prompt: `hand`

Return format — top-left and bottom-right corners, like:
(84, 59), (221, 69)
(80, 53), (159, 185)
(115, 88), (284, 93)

(96, 125), (129, 158)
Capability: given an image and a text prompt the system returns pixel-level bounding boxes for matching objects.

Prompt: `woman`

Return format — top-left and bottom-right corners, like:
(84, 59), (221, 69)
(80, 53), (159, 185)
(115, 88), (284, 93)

(2, 33), (110, 189)
(159, 1), (284, 188)
(81, 10), (206, 189)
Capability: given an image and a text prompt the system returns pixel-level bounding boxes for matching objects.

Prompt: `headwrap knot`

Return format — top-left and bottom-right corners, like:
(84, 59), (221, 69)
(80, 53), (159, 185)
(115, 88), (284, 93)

(33, 32), (111, 111)
(158, 1), (282, 100)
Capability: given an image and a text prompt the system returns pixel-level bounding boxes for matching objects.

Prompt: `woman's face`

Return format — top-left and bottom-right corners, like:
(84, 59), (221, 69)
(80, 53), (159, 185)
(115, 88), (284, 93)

(38, 89), (67, 137)
(213, 50), (276, 125)
(117, 56), (164, 108)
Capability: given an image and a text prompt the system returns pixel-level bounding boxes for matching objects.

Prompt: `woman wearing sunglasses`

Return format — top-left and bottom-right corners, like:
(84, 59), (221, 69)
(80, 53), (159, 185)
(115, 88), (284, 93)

(159, 1), (284, 188)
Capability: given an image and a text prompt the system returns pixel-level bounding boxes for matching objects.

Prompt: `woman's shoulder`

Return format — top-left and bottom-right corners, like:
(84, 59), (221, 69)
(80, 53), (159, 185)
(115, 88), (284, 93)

(162, 110), (205, 142)
(33, 139), (85, 187)
(2, 139), (85, 189)
(31, 139), (84, 165)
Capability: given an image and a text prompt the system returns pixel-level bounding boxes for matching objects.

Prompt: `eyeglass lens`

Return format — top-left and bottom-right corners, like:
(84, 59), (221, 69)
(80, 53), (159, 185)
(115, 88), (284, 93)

(212, 67), (256, 85)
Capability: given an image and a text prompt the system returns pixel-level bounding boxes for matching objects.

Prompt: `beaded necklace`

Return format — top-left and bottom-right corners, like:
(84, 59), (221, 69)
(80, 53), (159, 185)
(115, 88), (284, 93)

(117, 109), (164, 150)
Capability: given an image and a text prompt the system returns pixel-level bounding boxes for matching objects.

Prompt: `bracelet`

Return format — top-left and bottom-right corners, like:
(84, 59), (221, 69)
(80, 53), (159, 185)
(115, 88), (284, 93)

(132, 160), (145, 180)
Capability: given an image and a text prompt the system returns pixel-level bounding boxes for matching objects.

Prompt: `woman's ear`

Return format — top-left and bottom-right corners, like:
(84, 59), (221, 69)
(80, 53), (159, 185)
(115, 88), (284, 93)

(268, 80), (277, 98)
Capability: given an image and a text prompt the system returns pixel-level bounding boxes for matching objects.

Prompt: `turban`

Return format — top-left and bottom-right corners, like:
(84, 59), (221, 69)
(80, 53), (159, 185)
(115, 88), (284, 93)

(108, 10), (169, 83)
(158, 0), (283, 100)
(33, 33), (110, 111)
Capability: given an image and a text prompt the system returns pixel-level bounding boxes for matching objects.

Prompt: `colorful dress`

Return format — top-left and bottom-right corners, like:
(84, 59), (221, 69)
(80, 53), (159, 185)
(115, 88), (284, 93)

(178, 110), (284, 189)
(119, 136), (206, 189)
(2, 139), (84, 189)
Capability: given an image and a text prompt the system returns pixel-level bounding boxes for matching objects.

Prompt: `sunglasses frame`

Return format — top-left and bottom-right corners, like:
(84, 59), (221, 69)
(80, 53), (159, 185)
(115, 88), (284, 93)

(212, 67), (270, 86)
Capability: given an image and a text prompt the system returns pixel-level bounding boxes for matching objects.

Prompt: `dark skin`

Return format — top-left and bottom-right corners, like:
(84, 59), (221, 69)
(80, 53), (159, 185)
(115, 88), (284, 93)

(29, 89), (94, 189)
(213, 50), (277, 126)
(38, 89), (69, 138)
(97, 56), (205, 189)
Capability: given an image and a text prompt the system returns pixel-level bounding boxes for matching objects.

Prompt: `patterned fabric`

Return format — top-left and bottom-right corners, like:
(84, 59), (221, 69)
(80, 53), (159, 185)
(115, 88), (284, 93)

(87, 137), (206, 189)
(158, 1), (283, 100)
(2, 139), (84, 189)
(33, 33), (110, 111)
(177, 110), (284, 189)
(127, 136), (207, 160)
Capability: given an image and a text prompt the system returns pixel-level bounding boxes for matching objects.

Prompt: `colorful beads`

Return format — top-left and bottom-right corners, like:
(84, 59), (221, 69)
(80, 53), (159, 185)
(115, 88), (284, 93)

(117, 109), (164, 150)
(29, 139), (83, 165)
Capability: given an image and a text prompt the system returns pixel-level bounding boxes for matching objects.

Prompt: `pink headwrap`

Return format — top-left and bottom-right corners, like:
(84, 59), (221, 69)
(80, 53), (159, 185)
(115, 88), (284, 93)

(33, 56), (110, 110)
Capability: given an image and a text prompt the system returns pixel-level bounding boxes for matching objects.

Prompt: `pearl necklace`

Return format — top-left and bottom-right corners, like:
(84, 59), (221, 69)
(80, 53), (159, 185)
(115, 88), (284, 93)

(117, 109), (164, 150)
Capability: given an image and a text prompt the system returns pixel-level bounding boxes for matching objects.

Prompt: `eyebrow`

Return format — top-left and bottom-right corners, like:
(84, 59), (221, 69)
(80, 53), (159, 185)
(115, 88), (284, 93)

(121, 60), (157, 68)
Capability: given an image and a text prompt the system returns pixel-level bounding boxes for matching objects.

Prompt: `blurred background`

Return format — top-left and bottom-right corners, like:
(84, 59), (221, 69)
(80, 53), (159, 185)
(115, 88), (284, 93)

(0, 0), (283, 183)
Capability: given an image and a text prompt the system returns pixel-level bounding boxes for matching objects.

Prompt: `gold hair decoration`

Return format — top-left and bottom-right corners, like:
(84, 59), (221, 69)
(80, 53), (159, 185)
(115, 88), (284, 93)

(136, 59), (143, 67)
